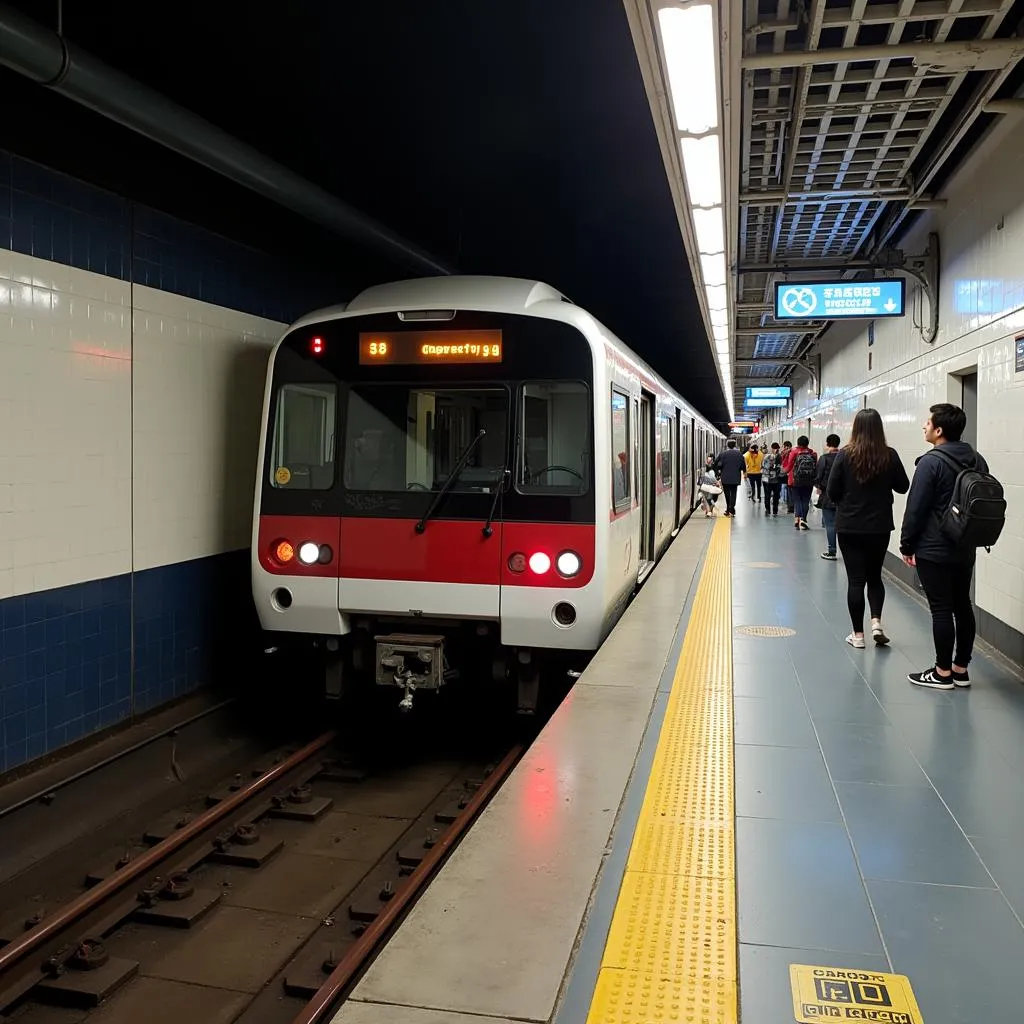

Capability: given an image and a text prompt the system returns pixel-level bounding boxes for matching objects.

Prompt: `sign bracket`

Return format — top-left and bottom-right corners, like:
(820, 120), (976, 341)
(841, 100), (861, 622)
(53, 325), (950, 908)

(904, 232), (941, 345)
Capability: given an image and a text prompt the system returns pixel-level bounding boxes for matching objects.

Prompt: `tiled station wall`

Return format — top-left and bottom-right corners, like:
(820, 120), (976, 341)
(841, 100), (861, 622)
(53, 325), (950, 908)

(0, 150), (335, 774)
(758, 115), (1024, 663)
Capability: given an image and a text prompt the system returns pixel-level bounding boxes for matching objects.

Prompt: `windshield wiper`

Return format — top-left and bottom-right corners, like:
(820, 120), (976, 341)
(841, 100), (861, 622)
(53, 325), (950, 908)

(482, 466), (510, 537)
(415, 428), (487, 534)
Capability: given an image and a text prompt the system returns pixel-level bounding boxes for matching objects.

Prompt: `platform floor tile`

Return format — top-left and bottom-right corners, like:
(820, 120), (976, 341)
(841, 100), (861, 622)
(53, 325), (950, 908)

(729, 497), (1024, 1023)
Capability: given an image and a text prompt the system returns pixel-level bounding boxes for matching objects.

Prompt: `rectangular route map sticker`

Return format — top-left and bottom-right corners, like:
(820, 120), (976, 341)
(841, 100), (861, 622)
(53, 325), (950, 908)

(789, 964), (923, 1022)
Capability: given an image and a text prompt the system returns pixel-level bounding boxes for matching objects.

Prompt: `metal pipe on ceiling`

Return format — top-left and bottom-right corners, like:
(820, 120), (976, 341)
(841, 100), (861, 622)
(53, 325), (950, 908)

(741, 188), (913, 204)
(735, 358), (808, 365)
(983, 97), (1024, 112)
(0, 3), (452, 276)
(741, 37), (1024, 71)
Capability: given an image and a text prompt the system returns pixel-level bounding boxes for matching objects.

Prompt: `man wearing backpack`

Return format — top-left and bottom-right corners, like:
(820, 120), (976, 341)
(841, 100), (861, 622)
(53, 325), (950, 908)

(899, 403), (1005, 690)
(714, 440), (747, 518)
(785, 435), (818, 530)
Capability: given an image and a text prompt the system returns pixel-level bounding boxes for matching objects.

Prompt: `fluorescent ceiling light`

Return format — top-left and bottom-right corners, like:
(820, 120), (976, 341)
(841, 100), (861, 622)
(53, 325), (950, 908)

(700, 253), (727, 288)
(680, 135), (722, 208)
(713, 324), (729, 342)
(710, 307), (728, 328)
(706, 284), (728, 310)
(658, 5), (718, 135)
(693, 206), (725, 254)
(715, 341), (730, 356)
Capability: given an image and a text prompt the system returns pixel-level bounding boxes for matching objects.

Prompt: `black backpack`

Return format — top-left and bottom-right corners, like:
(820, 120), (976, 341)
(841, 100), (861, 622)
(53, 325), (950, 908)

(931, 448), (1006, 552)
(792, 450), (817, 487)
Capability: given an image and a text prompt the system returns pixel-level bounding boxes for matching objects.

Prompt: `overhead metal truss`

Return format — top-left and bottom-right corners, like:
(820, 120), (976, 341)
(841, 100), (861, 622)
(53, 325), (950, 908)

(730, 0), (1024, 406)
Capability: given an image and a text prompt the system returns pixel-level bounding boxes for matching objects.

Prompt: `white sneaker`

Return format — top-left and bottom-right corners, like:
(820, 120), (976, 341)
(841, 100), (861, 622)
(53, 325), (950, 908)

(846, 633), (866, 649)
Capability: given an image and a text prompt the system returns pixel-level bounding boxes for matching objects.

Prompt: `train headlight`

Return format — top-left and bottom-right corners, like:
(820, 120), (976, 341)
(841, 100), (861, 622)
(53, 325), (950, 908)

(528, 552), (551, 575)
(273, 540), (295, 564)
(298, 541), (320, 565)
(556, 550), (582, 578)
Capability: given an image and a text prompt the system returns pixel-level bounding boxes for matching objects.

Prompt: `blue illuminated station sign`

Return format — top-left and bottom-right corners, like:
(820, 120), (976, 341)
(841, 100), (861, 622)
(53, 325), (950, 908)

(774, 279), (905, 320)
(745, 386), (791, 400)
(745, 397), (788, 408)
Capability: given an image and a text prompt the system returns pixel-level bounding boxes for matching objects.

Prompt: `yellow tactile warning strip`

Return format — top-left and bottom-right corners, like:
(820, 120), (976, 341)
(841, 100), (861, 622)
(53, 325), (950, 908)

(586, 518), (736, 1024)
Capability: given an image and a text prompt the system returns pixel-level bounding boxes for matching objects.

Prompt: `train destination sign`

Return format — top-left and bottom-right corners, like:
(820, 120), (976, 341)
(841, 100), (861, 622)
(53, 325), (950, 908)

(745, 386), (792, 400)
(359, 330), (503, 365)
(774, 280), (906, 321)
(745, 397), (788, 408)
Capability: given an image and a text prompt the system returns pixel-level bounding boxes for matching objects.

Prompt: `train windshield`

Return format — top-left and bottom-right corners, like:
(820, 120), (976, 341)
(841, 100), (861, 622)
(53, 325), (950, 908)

(517, 381), (590, 494)
(269, 382), (337, 490)
(343, 385), (508, 492)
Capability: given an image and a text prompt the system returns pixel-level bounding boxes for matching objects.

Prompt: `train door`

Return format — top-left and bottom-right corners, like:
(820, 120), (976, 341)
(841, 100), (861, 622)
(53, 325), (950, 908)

(674, 409), (682, 525)
(638, 392), (655, 577)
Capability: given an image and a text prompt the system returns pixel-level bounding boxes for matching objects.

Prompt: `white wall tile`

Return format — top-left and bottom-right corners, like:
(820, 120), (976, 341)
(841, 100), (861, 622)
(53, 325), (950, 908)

(130, 285), (277, 572)
(0, 251), (283, 600)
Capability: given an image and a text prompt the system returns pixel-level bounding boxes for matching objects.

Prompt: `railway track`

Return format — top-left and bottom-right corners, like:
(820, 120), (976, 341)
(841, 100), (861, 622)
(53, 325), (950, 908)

(0, 726), (522, 1024)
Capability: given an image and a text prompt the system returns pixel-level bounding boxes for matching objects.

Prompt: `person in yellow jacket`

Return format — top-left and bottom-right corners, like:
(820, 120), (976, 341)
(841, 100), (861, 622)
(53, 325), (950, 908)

(744, 443), (764, 503)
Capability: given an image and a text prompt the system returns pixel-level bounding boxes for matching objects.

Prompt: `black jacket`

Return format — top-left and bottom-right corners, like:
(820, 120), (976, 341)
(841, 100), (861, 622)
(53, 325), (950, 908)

(714, 449), (746, 486)
(814, 451), (840, 509)
(826, 446), (910, 534)
(899, 441), (989, 564)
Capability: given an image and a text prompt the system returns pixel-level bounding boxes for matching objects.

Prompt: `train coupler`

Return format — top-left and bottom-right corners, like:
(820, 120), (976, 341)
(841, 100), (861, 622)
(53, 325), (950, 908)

(375, 634), (447, 710)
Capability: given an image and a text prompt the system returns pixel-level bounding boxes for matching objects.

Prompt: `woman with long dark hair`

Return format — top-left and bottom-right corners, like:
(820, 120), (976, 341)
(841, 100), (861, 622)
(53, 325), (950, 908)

(826, 409), (910, 648)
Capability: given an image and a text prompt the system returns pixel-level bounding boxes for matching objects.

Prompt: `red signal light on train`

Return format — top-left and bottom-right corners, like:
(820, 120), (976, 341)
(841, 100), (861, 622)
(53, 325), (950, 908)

(310, 336), (325, 355)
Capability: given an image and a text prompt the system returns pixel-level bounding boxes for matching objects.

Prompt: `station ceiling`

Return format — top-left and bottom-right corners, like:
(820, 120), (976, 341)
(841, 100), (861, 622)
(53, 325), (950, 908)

(1, 0), (733, 427)
(731, 0), (1024, 409)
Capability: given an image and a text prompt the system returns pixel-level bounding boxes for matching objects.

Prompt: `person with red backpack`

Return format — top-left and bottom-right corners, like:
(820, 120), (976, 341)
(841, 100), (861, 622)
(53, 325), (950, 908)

(899, 403), (1005, 689)
(784, 435), (818, 530)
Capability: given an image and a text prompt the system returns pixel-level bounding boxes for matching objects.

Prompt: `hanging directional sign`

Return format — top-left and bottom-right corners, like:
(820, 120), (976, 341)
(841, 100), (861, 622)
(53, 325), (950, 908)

(745, 397), (789, 408)
(745, 386), (792, 400)
(774, 280), (906, 320)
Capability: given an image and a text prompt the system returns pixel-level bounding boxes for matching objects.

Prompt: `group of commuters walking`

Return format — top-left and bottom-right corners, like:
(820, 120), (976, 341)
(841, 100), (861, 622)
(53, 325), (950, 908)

(706, 403), (1005, 692)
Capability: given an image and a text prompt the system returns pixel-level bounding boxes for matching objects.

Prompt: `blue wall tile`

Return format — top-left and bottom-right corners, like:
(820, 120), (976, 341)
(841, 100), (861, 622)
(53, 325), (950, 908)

(0, 148), (328, 776)
(0, 147), (339, 324)
(0, 550), (256, 776)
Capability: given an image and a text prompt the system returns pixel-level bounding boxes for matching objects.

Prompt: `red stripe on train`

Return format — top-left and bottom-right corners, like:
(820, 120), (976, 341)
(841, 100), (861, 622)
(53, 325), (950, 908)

(341, 518), (500, 584)
(257, 516), (595, 587)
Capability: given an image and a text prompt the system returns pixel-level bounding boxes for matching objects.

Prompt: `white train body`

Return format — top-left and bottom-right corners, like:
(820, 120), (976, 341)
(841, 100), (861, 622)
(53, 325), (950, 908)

(251, 277), (722, 709)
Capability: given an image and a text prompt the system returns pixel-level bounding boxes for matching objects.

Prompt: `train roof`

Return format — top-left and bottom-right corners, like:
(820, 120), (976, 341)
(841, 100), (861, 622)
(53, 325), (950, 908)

(286, 276), (719, 431)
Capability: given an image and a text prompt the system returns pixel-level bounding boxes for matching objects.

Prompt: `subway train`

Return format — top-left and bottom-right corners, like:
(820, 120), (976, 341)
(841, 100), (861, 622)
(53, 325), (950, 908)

(251, 277), (723, 713)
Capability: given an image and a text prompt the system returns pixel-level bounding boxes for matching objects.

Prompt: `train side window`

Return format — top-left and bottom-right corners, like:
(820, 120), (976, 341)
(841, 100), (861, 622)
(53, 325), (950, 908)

(518, 381), (590, 494)
(610, 387), (631, 511)
(658, 414), (673, 486)
(270, 382), (337, 489)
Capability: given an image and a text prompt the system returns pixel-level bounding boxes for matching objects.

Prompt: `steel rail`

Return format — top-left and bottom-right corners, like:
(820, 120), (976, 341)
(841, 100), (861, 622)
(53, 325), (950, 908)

(292, 743), (524, 1024)
(0, 729), (337, 979)
(0, 698), (237, 820)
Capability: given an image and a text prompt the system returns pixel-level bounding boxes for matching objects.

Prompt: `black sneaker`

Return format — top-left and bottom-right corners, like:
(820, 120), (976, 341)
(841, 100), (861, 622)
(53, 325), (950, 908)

(908, 668), (954, 690)
(952, 669), (970, 688)
(820, 551), (837, 560)
(799, 521), (809, 530)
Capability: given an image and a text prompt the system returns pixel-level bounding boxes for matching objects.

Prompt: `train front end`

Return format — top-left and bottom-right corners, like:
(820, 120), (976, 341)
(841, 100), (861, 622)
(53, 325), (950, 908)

(252, 283), (603, 713)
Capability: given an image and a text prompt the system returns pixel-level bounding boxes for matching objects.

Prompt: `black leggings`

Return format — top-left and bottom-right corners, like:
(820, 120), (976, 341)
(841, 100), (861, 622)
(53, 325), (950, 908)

(915, 558), (977, 670)
(837, 532), (890, 633)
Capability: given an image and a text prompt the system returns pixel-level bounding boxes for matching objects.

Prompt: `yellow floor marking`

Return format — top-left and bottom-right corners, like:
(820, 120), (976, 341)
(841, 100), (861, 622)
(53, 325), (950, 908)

(586, 518), (736, 1024)
(789, 964), (924, 1023)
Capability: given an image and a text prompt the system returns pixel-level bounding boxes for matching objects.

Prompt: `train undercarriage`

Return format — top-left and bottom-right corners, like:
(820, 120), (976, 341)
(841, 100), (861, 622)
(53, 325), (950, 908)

(264, 618), (589, 718)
